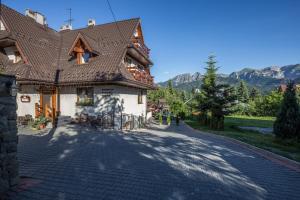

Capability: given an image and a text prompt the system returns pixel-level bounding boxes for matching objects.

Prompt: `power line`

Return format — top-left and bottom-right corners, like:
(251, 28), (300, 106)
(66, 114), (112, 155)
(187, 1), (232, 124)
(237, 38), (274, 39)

(106, 0), (126, 42)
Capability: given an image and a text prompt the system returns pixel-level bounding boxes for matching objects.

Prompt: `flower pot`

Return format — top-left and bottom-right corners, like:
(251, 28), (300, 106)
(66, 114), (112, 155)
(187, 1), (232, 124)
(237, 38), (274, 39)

(39, 124), (45, 129)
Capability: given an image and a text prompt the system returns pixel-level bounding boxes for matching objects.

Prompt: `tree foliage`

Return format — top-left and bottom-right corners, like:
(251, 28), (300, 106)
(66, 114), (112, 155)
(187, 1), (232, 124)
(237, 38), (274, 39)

(237, 81), (249, 103)
(199, 55), (236, 130)
(273, 82), (300, 140)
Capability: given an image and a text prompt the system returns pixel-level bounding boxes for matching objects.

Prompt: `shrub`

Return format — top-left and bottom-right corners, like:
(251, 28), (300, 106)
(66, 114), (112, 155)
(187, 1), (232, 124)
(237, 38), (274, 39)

(159, 113), (163, 125)
(167, 114), (171, 125)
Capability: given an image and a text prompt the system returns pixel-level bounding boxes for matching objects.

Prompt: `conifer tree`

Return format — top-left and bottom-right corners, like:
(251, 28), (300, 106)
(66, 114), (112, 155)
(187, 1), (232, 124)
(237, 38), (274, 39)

(200, 55), (236, 130)
(200, 55), (218, 125)
(167, 80), (173, 95)
(250, 87), (260, 100)
(237, 81), (249, 103)
(273, 81), (300, 139)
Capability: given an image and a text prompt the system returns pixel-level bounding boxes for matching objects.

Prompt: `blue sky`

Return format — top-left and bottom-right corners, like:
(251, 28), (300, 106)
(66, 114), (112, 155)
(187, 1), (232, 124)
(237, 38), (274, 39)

(3, 0), (300, 82)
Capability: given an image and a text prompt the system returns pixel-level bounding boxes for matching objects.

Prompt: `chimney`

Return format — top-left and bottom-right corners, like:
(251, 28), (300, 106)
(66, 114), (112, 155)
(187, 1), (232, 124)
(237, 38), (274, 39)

(60, 24), (72, 31)
(25, 9), (47, 25)
(88, 19), (96, 27)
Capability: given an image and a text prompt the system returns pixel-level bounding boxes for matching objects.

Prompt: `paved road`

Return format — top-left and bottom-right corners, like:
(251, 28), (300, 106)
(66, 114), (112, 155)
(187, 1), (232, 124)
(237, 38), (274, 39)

(9, 123), (300, 200)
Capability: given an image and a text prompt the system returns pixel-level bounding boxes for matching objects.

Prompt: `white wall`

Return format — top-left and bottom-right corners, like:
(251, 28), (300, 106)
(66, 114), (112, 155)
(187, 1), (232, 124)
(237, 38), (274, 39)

(59, 86), (77, 117)
(4, 46), (17, 62)
(16, 84), (148, 128)
(59, 85), (147, 118)
(16, 85), (40, 117)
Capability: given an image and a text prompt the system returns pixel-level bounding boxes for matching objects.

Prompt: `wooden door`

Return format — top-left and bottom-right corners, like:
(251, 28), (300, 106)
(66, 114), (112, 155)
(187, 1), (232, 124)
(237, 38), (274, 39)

(38, 88), (57, 122)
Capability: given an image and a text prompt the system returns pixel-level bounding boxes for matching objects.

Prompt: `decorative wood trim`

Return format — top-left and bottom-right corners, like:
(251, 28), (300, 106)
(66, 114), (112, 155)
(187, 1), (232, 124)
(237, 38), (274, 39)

(15, 41), (29, 64)
(68, 33), (93, 55)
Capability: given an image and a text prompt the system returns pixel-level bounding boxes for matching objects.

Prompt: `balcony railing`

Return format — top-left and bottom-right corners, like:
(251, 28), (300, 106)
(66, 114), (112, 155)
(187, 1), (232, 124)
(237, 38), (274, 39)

(127, 66), (154, 85)
(132, 38), (150, 56)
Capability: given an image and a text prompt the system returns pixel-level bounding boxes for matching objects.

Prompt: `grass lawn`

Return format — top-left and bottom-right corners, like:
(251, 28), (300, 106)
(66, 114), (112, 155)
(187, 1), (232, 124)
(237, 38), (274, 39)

(185, 115), (300, 162)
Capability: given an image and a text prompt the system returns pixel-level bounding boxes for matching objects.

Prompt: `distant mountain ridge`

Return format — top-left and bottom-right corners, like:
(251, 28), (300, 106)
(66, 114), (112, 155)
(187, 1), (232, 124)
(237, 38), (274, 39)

(158, 64), (300, 92)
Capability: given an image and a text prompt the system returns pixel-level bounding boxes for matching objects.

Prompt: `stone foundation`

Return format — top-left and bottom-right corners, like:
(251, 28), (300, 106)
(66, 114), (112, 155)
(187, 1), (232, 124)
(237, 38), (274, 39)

(0, 74), (19, 198)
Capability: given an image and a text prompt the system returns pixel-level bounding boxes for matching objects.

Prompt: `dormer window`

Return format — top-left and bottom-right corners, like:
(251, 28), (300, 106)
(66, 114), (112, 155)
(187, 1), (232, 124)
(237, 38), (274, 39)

(0, 20), (6, 30)
(68, 35), (96, 65)
(82, 51), (90, 64)
(3, 46), (22, 63)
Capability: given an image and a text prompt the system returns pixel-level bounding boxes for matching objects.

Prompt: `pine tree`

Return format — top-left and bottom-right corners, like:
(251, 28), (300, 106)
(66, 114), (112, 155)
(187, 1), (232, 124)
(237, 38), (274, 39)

(273, 81), (300, 140)
(237, 81), (249, 103)
(200, 55), (218, 126)
(167, 80), (173, 95)
(250, 87), (260, 100)
(200, 55), (236, 130)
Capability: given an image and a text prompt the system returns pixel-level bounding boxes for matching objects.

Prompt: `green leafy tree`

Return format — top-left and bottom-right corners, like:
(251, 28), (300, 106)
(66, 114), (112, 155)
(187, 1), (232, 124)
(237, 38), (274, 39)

(256, 90), (283, 116)
(273, 82), (300, 139)
(237, 81), (249, 103)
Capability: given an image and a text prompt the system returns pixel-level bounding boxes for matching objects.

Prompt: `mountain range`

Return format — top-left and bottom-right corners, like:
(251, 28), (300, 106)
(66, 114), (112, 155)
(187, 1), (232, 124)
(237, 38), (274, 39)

(158, 64), (300, 92)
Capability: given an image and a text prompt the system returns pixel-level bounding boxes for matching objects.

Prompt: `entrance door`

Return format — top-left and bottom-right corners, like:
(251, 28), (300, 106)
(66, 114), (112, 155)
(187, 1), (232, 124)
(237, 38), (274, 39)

(37, 87), (57, 122)
(42, 94), (51, 117)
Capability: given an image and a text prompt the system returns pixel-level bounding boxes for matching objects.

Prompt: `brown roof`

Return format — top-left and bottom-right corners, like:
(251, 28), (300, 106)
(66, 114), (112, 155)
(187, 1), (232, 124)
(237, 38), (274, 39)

(0, 4), (154, 89)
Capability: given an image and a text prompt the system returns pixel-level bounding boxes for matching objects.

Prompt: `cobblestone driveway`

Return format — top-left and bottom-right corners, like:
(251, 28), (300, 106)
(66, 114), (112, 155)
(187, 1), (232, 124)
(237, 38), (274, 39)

(9, 123), (300, 200)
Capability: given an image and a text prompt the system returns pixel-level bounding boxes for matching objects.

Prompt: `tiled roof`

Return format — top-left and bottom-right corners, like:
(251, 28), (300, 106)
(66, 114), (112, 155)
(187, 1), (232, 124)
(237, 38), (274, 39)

(0, 4), (153, 88)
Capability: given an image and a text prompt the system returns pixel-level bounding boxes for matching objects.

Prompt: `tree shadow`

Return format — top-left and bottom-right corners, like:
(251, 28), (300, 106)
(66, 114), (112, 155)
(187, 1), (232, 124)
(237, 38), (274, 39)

(10, 123), (299, 200)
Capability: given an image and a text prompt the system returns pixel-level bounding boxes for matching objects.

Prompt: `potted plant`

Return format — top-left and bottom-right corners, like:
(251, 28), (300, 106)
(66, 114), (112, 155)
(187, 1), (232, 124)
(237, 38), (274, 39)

(31, 115), (48, 130)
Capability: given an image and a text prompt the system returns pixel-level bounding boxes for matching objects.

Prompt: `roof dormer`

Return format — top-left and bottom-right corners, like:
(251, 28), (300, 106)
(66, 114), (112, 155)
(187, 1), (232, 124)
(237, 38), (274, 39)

(0, 33), (26, 64)
(68, 33), (98, 64)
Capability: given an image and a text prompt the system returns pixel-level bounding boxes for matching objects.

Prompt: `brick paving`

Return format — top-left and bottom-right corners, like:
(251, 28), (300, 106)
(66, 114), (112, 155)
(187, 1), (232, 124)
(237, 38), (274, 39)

(8, 123), (300, 200)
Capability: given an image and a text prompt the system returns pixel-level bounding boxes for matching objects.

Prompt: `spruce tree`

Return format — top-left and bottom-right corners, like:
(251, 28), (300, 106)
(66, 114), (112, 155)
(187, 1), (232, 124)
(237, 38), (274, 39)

(167, 80), (173, 95)
(237, 81), (249, 103)
(273, 81), (300, 139)
(200, 55), (218, 126)
(250, 87), (260, 100)
(200, 55), (236, 130)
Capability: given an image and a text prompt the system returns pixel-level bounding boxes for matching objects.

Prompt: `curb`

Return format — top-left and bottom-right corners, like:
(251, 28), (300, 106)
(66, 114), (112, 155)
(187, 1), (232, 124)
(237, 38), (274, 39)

(183, 122), (300, 173)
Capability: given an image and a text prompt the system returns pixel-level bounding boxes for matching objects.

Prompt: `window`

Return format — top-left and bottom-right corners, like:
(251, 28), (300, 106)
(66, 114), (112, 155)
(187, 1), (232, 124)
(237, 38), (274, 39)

(14, 51), (22, 63)
(82, 52), (90, 64)
(102, 89), (113, 96)
(0, 20), (6, 30)
(76, 87), (94, 106)
(138, 90), (143, 104)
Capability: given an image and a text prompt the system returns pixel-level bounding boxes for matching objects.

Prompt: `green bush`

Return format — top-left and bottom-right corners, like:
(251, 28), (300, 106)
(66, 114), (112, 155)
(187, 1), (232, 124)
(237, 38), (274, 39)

(32, 115), (49, 129)
(167, 114), (171, 125)
(159, 113), (163, 125)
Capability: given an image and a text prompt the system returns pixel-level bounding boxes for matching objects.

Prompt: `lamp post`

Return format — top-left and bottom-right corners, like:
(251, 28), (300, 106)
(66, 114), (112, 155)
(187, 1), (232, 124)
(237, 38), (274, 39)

(10, 79), (18, 97)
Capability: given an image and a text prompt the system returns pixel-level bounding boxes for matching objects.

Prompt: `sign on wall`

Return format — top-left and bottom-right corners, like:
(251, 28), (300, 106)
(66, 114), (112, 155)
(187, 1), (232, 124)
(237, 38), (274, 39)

(20, 95), (30, 103)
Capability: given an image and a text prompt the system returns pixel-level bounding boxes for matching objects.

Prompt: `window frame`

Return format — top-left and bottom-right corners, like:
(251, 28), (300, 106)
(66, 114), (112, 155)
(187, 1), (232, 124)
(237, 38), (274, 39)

(138, 90), (143, 104)
(76, 87), (94, 106)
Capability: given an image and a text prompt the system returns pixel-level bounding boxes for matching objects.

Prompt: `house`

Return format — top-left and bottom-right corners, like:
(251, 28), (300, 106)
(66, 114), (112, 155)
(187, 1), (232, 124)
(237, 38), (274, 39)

(278, 84), (300, 93)
(0, 4), (155, 129)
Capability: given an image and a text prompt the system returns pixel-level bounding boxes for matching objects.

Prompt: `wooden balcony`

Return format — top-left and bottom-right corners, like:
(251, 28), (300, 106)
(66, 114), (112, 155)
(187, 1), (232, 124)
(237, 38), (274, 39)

(132, 38), (150, 56)
(127, 66), (154, 85)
